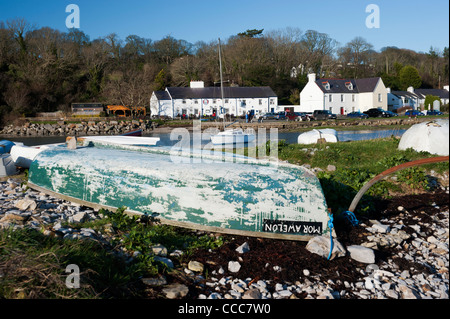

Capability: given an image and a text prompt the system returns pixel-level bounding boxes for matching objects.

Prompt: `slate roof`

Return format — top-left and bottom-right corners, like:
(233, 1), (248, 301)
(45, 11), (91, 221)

(315, 77), (381, 94)
(414, 89), (449, 99)
(163, 86), (277, 100)
(153, 91), (171, 100)
(391, 91), (418, 99)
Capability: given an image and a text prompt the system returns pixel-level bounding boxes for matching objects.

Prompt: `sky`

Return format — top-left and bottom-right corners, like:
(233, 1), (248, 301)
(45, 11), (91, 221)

(0, 0), (448, 53)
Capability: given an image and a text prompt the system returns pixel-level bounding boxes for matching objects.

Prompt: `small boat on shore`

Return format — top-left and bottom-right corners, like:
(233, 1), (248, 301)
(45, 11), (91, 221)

(27, 140), (330, 241)
(122, 128), (143, 137)
(210, 128), (256, 145)
(68, 135), (160, 147)
(298, 129), (338, 144)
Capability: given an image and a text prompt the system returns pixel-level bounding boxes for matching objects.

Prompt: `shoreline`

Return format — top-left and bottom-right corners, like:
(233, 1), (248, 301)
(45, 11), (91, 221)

(0, 116), (439, 138)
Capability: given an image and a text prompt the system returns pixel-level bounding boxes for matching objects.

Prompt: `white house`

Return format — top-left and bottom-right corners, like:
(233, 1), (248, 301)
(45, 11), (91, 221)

(150, 81), (278, 118)
(387, 88), (420, 111)
(388, 86), (449, 111)
(299, 73), (388, 115)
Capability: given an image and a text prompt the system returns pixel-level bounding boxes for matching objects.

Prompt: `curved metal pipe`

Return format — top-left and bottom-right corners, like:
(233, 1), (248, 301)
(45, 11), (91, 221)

(348, 156), (449, 213)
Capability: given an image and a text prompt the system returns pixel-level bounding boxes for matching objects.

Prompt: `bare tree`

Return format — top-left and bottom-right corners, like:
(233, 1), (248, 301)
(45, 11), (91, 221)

(300, 30), (337, 75)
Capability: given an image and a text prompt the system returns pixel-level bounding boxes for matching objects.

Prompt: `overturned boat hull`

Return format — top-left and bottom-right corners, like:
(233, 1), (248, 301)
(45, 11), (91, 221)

(28, 144), (329, 240)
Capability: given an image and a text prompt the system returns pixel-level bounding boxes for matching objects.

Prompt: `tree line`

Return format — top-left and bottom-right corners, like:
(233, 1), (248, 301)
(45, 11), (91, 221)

(0, 19), (448, 124)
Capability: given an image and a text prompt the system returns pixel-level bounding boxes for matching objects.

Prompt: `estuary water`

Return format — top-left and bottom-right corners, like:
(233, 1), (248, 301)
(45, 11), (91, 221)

(2, 128), (407, 147)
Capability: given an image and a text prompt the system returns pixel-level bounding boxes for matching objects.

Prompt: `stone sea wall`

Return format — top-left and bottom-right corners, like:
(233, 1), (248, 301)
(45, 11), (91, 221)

(0, 116), (434, 137)
(0, 119), (156, 137)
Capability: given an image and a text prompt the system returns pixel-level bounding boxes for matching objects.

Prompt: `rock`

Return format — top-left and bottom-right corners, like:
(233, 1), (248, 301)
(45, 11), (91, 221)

(398, 285), (421, 299)
(188, 261), (204, 273)
(385, 289), (399, 299)
(141, 276), (167, 286)
(306, 235), (346, 260)
(303, 269), (310, 276)
(72, 211), (88, 223)
(372, 223), (391, 233)
(277, 290), (293, 298)
(162, 284), (189, 299)
(347, 245), (376, 264)
(326, 164), (336, 172)
(154, 256), (174, 269)
(228, 261), (241, 273)
(0, 212), (30, 225)
(67, 137), (77, 150)
(151, 244), (168, 256)
(14, 198), (37, 211)
(235, 242), (250, 254)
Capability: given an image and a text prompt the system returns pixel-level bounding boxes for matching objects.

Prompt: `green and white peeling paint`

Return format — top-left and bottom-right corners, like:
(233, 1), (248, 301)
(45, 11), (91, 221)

(29, 145), (329, 238)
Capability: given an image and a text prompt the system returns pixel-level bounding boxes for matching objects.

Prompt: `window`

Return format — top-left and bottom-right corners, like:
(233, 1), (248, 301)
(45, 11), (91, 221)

(182, 99), (186, 104)
(322, 81), (330, 90)
(225, 99), (229, 104)
(352, 94), (355, 102)
(378, 94), (382, 102)
(270, 99), (275, 105)
(194, 100), (198, 104)
(341, 95), (344, 102)
(329, 95), (332, 102)
(259, 99), (262, 105)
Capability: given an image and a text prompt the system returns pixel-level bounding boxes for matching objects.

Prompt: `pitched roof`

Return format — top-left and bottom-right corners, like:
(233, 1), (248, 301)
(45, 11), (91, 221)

(153, 91), (171, 100)
(414, 89), (449, 99)
(315, 77), (381, 94)
(165, 86), (277, 100)
(391, 91), (418, 99)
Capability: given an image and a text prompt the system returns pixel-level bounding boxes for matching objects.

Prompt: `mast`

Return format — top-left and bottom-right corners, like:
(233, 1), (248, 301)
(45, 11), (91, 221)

(218, 38), (225, 128)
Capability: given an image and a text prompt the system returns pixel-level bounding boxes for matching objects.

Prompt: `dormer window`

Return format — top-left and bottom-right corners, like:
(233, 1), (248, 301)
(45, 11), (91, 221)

(322, 81), (330, 90)
(345, 82), (353, 90)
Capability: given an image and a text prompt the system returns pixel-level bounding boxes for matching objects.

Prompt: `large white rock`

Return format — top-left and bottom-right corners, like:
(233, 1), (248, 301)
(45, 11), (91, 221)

(398, 119), (449, 156)
(347, 245), (376, 264)
(298, 129), (338, 144)
(306, 235), (346, 260)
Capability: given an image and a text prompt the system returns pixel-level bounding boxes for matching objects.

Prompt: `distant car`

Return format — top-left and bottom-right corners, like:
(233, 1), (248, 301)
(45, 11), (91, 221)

(313, 110), (337, 120)
(363, 108), (386, 117)
(383, 110), (398, 117)
(405, 110), (425, 117)
(347, 111), (369, 119)
(286, 112), (309, 121)
(261, 112), (278, 120)
(426, 110), (444, 115)
(276, 112), (287, 120)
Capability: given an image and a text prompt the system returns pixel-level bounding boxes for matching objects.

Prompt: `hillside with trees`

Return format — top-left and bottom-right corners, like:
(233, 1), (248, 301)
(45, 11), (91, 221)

(0, 19), (448, 125)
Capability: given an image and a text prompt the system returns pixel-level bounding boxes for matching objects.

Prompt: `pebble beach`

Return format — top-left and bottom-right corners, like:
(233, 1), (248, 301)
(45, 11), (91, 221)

(1, 174), (448, 300)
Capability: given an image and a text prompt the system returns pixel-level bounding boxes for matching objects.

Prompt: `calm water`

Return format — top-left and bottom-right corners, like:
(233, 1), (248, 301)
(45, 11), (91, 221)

(1, 128), (407, 147)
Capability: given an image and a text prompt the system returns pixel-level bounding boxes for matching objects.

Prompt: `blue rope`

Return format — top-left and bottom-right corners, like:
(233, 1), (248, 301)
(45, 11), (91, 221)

(342, 210), (359, 226)
(327, 211), (359, 261)
(327, 213), (334, 260)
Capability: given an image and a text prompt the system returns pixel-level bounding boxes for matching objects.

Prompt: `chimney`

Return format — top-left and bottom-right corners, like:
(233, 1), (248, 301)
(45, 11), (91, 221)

(190, 81), (204, 88)
(308, 73), (316, 83)
(444, 85), (449, 91)
(407, 86), (414, 93)
(386, 88), (391, 93)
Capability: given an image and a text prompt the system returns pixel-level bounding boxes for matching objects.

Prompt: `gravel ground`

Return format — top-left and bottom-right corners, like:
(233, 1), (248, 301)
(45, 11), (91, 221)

(1, 175), (448, 300)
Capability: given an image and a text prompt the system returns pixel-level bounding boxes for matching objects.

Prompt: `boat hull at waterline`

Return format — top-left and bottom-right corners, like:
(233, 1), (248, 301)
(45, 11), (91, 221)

(28, 144), (329, 241)
(210, 129), (256, 145)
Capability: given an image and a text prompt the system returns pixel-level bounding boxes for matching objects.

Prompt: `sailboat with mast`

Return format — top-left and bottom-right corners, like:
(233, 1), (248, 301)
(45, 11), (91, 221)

(210, 38), (256, 145)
